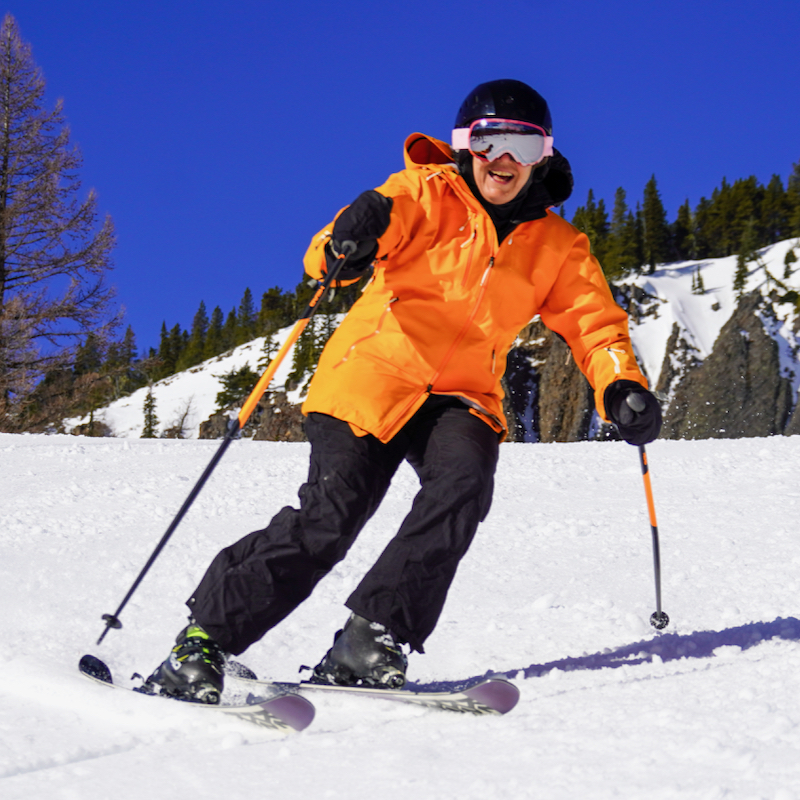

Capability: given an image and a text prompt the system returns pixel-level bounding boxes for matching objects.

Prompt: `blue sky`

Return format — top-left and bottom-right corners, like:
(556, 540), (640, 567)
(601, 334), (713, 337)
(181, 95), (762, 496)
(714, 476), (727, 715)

(10, 0), (800, 353)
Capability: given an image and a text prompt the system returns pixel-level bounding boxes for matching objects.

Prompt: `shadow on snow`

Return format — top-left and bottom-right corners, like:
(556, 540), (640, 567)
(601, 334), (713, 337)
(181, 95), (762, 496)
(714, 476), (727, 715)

(407, 617), (800, 692)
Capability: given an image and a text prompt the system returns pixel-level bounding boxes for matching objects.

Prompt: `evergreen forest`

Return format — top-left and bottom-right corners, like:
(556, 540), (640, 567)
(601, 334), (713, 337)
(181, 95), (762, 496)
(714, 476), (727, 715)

(25, 163), (800, 436)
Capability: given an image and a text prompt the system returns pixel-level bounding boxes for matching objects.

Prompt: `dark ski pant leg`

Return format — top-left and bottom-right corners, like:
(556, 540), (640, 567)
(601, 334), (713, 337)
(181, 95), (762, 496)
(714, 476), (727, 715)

(188, 413), (405, 655)
(346, 400), (500, 654)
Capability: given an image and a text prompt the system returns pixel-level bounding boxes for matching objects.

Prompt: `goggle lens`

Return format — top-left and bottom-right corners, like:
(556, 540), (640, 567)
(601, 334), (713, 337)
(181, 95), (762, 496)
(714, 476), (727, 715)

(452, 118), (554, 166)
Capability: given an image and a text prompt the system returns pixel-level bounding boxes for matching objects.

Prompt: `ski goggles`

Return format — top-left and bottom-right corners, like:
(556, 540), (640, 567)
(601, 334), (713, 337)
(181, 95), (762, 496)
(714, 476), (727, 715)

(451, 118), (554, 166)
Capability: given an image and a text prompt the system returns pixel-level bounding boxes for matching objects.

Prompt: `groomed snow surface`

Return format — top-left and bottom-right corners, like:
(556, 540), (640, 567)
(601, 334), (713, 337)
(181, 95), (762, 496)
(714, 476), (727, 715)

(3, 432), (800, 798)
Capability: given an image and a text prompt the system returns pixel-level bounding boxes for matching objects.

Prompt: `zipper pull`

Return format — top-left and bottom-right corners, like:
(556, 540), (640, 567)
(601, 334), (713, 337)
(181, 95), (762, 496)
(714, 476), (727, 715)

(481, 257), (495, 285)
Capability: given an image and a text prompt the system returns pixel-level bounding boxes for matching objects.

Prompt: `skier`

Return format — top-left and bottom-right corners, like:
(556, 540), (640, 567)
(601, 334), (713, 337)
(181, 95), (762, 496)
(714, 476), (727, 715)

(145, 79), (662, 703)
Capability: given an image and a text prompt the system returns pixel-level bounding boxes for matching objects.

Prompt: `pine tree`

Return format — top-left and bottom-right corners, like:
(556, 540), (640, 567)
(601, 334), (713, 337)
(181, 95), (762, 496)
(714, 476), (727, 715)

(788, 160), (800, 236)
(155, 322), (171, 379)
(204, 305), (224, 358)
(140, 387), (159, 438)
(691, 267), (705, 295)
(236, 287), (256, 345)
(177, 300), (209, 370)
(74, 332), (104, 375)
(104, 324), (142, 399)
(258, 286), (292, 335)
(728, 177), (763, 252)
(120, 326), (137, 370)
(693, 196), (714, 259)
(602, 188), (639, 279)
(571, 189), (608, 262)
(634, 202), (645, 269)
(0, 15), (117, 427)
(258, 329), (279, 371)
(287, 317), (320, 391)
(784, 248), (797, 280)
(168, 323), (187, 370)
(734, 218), (762, 298)
(214, 363), (259, 410)
(672, 200), (696, 261)
(221, 308), (238, 351)
(761, 174), (788, 243)
(641, 176), (670, 273)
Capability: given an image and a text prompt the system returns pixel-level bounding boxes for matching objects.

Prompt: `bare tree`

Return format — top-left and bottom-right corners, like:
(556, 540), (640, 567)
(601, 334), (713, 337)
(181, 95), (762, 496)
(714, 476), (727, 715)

(162, 397), (195, 439)
(0, 14), (117, 430)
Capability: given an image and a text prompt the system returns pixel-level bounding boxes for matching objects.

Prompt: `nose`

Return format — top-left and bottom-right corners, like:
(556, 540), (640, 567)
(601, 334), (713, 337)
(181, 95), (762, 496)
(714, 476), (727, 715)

(493, 153), (518, 165)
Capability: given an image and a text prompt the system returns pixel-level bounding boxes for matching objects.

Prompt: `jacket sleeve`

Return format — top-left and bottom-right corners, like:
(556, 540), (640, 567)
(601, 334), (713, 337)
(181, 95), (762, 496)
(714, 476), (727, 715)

(538, 228), (648, 420)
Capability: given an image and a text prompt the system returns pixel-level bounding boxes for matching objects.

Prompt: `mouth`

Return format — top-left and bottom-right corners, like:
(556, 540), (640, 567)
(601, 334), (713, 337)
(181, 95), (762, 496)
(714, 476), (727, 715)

(488, 169), (515, 184)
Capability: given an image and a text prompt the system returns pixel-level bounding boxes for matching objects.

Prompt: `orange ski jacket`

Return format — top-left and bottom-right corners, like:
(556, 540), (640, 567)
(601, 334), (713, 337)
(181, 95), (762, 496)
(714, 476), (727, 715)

(301, 133), (647, 443)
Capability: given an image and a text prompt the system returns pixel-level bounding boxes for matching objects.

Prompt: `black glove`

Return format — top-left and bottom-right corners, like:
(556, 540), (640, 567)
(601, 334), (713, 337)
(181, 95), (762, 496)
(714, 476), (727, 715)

(326, 190), (393, 276)
(604, 380), (662, 445)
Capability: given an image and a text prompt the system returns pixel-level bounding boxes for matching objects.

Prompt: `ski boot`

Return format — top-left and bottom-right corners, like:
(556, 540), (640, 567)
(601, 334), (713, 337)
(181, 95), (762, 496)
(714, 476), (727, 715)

(141, 623), (226, 704)
(311, 613), (408, 689)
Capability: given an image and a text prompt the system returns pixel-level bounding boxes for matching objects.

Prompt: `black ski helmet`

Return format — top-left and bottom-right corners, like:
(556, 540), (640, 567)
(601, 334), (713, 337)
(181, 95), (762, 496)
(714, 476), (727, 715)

(454, 79), (552, 136)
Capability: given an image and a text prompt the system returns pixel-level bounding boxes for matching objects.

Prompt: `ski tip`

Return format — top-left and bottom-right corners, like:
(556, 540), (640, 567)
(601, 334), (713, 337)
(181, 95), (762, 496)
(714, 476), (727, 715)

(79, 654), (113, 684)
(466, 678), (521, 714)
(266, 693), (316, 731)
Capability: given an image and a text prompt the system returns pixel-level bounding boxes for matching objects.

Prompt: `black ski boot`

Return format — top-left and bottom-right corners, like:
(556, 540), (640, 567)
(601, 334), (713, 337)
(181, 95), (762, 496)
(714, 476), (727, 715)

(311, 613), (408, 689)
(141, 623), (226, 704)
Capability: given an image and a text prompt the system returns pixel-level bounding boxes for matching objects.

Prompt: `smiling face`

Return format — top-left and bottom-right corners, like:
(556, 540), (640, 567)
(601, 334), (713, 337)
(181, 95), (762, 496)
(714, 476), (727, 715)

(471, 153), (533, 205)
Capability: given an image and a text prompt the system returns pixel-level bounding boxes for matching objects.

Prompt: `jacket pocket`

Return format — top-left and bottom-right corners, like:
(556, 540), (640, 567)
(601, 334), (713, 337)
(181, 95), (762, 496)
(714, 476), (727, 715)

(332, 298), (398, 369)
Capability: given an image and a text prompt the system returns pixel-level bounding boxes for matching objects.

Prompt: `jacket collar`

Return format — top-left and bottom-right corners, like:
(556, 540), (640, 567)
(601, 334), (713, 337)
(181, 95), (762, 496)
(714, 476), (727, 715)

(402, 132), (574, 221)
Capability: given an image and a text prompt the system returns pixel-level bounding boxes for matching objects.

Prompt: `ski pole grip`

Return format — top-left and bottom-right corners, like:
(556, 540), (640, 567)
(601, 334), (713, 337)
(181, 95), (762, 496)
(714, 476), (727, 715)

(338, 240), (357, 257)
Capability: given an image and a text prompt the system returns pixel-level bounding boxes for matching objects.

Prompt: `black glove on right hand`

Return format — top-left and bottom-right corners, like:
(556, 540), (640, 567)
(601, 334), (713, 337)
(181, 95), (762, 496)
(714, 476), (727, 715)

(332, 189), (393, 251)
(605, 380), (663, 445)
(325, 190), (393, 278)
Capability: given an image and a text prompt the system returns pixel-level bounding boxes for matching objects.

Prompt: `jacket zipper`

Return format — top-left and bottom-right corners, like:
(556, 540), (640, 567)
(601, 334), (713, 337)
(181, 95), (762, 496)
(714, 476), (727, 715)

(377, 256), (496, 438)
(460, 226), (477, 287)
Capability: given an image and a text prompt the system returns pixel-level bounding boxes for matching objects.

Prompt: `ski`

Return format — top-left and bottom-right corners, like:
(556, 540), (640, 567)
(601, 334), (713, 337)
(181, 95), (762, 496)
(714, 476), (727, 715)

(234, 674), (520, 716)
(78, 654), (315, 732)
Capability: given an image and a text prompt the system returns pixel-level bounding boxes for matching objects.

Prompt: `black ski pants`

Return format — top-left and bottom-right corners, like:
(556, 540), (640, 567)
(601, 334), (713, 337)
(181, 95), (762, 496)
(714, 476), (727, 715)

(188, 395), (500, 655)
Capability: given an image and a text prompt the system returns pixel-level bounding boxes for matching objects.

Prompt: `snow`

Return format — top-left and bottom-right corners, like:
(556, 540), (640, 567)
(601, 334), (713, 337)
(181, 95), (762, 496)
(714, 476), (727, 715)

(4, 431), (800, 798)
(66, 238), (800, 441)
(65, 324), (307, 440)
(627, 239), (800, 391)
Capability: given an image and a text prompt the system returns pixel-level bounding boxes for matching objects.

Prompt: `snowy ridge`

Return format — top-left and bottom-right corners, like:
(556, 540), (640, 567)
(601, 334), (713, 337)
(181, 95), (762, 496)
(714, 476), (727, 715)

(67, 237), (800, 439)
(3, 432), (800, 796)
(627, 238), (800, 398)
(65, 323), (307, 439)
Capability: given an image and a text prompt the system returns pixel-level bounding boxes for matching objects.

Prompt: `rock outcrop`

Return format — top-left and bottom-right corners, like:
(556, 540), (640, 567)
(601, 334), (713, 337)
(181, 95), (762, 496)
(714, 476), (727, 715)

(199, 391), (307, 442)
(661, 293), (793, 439)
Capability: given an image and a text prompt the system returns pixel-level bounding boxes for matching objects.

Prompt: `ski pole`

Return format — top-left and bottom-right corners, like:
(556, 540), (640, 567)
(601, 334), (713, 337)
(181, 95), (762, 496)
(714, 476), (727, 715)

(636, 442), (669, 630)
(97, 242), (357, 645)
(625, 394), (669, 630)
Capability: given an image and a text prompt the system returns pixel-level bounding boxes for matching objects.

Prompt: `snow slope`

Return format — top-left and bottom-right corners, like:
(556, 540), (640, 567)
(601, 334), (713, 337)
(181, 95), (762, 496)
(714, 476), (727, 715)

(627, 239), (800, 397)
(3, 432), (800, 798)
(66, 238), (800, 441)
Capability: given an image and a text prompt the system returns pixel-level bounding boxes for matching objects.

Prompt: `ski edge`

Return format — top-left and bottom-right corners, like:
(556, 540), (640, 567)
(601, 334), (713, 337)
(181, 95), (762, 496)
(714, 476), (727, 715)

(236, 675), (520, 716)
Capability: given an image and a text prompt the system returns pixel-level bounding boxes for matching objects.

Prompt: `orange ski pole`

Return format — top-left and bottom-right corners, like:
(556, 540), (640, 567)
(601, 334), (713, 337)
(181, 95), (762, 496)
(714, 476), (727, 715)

(97, 242), (357, 644)
(637, 444), (669, 630)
